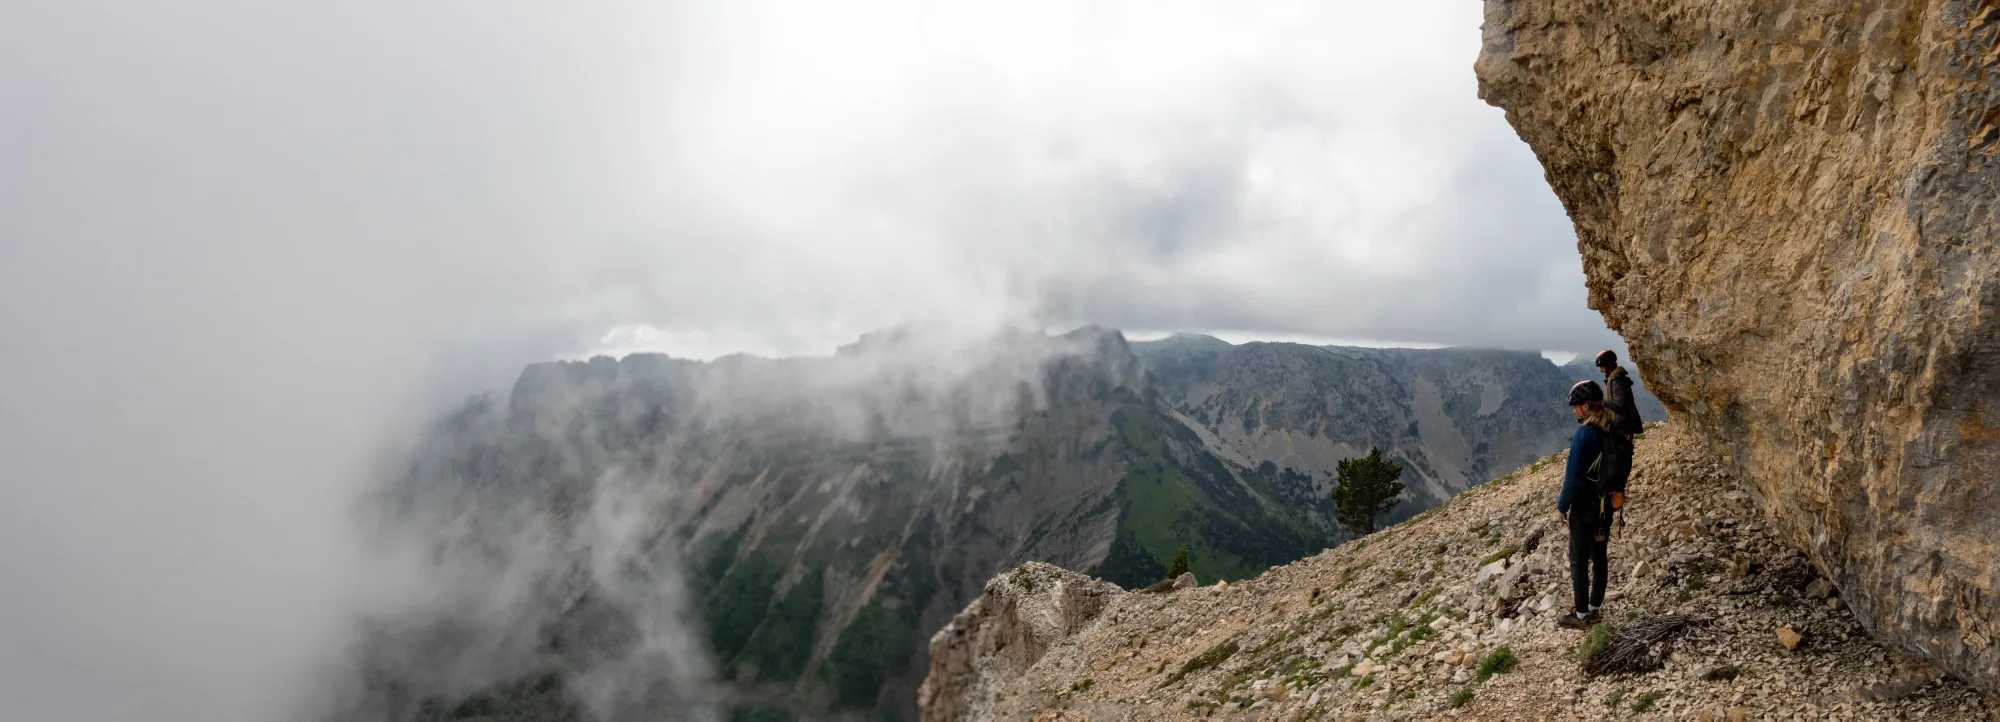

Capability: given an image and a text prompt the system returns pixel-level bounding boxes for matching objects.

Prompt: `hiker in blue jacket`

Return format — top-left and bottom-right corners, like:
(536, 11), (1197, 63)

(1556, 380), (1618, 630)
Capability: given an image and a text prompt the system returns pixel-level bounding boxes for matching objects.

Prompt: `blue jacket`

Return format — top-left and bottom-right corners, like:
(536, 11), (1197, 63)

(1558, 422), (1608, 514)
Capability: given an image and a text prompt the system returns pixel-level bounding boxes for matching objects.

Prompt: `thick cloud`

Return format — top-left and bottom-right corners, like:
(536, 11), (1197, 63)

(557, 0), (1619, 357)
(0, 1), (1615, 721)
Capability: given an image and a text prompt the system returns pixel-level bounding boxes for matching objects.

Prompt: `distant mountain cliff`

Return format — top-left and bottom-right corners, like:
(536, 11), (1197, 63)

(331, 328), (1605, 721)
(1134, 335), (1605, 521)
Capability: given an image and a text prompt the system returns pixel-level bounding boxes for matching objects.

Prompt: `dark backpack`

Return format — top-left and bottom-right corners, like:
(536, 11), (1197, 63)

(1590, 433), (1632, 495)
(1584, 429), (1628, 539)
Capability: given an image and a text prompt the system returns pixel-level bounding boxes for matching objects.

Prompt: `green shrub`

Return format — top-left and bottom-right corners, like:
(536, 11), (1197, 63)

(1632, 691), (1665, 712)
(1412, 586), (1444, 608)
(1449, 687), (1474, 709)
(1163, 640), (1238, 686)
(1475, 646), (1518, 683)
(1576, 623), (1614, 662)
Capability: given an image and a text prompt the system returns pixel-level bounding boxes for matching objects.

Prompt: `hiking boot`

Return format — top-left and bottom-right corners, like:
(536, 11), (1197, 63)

(1585, 608), (1603, 624)
(1556, 614), (1591, 630)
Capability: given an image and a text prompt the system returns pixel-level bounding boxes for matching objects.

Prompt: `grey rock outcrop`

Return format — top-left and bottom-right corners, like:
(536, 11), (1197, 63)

(1477, 0), (2000, 693)
(916, 563), (1121, 722)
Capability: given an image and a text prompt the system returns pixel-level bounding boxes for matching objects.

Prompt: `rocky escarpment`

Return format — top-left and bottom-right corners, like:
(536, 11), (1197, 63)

(917, 425), (1994, 720)
(1134, 336), (1596, 514)
(916, 564), (1124, 721)
(1476, 0), (2000, 694)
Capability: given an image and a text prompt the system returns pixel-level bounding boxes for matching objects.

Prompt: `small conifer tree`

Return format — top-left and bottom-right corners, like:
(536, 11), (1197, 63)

(1333, 447), (1405, 534)
(1166, 545), (1190, 580)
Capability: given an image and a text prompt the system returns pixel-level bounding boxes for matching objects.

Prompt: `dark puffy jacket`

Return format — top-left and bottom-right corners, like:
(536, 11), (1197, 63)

(1603, 366), (1644, 437)
(1558, 423), (1608, 514)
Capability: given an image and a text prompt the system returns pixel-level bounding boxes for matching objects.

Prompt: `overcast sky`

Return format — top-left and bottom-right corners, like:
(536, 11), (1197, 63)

(1, 2), (1615, 720)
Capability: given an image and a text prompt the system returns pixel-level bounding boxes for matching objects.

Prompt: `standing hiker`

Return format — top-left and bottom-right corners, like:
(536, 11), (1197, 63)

(1593, 350), (1641, 519)
(1594, 350), (1643, 436)
(1556, 380), (1618, 629)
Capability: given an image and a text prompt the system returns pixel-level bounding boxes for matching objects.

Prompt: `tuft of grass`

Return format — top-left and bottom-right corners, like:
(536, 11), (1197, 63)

(1353, 539), (1367, 551)
(1247, 628), (1296, 657)
(1475, 646), (1518, 683)
(1576, 623), (1614, 661)
(1632, 690), (1665, 712)
(1355, 674), (1375, 688)
(1607, 685), (1630, 709)
(1336, 563), (1369, 590)
(1412, 586), (1444, 608)
(1703, 665), (1744, 681)
(1449, 687), (1474, 709)
(1162, 640), (1238, 686)
(1480, 547), (1516, 566)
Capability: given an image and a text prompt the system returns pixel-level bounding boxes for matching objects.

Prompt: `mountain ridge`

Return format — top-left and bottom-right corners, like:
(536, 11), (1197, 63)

(334, 326), (1640, 721)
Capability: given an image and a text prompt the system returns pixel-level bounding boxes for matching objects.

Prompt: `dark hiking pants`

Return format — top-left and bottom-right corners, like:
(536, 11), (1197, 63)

(1568, 501), (1610, 614)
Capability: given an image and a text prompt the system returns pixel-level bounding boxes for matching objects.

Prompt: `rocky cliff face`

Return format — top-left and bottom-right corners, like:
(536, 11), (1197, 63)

(1476, 0), (2000, 694)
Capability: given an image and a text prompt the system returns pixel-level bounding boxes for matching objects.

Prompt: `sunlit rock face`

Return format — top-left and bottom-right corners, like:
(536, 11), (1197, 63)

(1477, 0), (2000, 692)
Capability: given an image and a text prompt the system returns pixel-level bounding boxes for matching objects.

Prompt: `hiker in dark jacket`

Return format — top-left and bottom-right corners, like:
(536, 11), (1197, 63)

(1594, 349), (1644, 439)
(1556, 380), (1618, 629)
(1593, 349), (1641, 514)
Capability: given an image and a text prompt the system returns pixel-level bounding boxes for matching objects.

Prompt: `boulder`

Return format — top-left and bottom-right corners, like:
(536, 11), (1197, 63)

(1475, 559), (1510, 589)
(1173, 572), (1197, 590)
(1476, 0), (2000, 694)
(915, 562), (1123, 721)
(1778, 625), (1804, 651)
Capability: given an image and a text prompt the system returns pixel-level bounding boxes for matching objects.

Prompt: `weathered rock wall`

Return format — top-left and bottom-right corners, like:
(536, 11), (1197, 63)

(915, 563), (1122, 722)
(1477, 0), (2000, 692)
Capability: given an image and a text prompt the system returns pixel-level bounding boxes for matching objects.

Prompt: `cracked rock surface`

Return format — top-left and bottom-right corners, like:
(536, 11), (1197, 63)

(1474, 0), (2000, 695)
